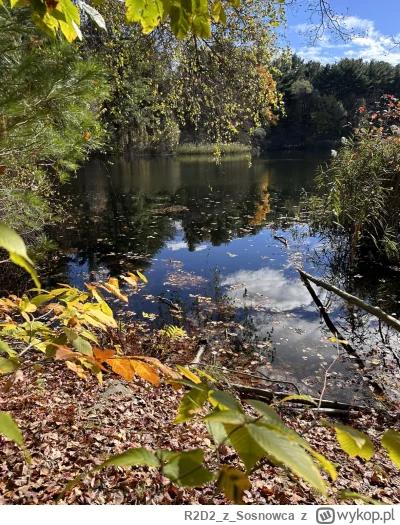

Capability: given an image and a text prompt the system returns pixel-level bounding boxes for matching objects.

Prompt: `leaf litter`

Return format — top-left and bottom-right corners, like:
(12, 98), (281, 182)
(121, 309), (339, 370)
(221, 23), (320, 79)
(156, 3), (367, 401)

(1, 328), (399, 505)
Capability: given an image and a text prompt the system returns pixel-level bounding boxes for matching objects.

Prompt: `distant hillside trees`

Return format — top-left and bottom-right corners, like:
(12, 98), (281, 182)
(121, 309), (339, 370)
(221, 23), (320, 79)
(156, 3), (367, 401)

(270, 55), (400, 148)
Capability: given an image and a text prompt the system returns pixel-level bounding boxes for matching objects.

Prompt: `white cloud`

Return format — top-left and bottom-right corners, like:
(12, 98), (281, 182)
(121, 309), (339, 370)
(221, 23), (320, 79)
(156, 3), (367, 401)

(166, 241), (188, 251)
(165, 240), (209, 252)
(342, 16), (374, 33)
(293, 16), (400, 65)
(221, 268), (313, 311)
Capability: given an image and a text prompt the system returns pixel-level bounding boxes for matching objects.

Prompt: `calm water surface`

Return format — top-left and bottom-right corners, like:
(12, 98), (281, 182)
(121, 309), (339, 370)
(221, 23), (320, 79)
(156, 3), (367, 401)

(50, 152), (400, 403)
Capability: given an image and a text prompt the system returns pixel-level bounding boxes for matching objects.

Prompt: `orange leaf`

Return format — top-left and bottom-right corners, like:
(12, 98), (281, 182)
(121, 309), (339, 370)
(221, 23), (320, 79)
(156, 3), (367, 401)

(67, 316), (79, 327)
(94, 348), (115, 362)
(133, 356), (181, 379)
(55, 347), (81, 360)
(66, 361), (88, 380)
(131, 359), (160, 386)
(105, 357), (135, 382)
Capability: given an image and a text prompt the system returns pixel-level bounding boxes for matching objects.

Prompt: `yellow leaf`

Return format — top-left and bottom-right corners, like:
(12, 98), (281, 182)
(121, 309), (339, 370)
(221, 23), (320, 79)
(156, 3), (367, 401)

(78, 355), (108, 371)
(99, 278), (128, 303)
(94, 348), (115, 362)
(176, 365), (202, 384)
(217, 465), (251, 504)
(85, 308), (117, 328)
(131, 359), (159, 386)
(120, 274), (138, 288)
(329, 336), (349, 345)
(192, 368), (216, 383)
(105, 357), (135, 382)
(0, 223), (40, 288)
(136, 270), (148, 284)
(66, 361), (88, 379)
(21, 312), (30, 322)
(79, 359), (104, 384)
(100, 300), (113, 316)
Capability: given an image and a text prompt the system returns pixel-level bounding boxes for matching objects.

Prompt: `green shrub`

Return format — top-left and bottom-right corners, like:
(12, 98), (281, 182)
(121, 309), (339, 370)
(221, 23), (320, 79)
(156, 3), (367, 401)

(310, 134), (400, 263)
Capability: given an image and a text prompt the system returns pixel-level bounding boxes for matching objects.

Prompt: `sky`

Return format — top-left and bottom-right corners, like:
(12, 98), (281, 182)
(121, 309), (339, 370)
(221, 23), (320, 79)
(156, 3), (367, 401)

(283, 0), (400, 64)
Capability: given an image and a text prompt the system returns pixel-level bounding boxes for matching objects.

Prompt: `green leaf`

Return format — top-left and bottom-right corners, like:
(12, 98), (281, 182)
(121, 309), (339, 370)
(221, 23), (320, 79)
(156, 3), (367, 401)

(209, 389), (244, 412)
(325, 423), (374, 460)
(211, 0), (226, 24)
(206, 418), (229, 445)
(31, 293), (53, 307)
(191, 0), (211, 38)
(0, 223), (40, 289)
(79, 328), (99, 345)
(0, 341), (17, 358)
(169, 0), (191, 39)
(308, 449), (337, 481)
(32, 11), (59, 38)
(96, 447), (160, 469)
(278, 395), (317, 406)
(217, 465), (251, 504)
(204, 410), (247, 425)
(224, 423), (265, 472)
(163, 449), (214, 487)
(381, 430), (400, 468)
(174, 383), (208, 423)
(79, 2), (106, 30)
(168, 377), (205, 390)
(0, 411), (30, 462)
(63, 328), (93, 356)
(11, 0), (29, 7)
(246, 398), (336, 480)
(28, 0), (47, 17)
(245, 399), (282, 423)
(0, 357), (20, 374)
(248, 422), (326, 494)
(0, 411), (23, 446)
(340, 490), (385, 505)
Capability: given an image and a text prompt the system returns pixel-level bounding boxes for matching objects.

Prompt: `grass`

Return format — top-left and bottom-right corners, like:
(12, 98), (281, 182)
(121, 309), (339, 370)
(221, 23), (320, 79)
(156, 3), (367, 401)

(176, 142), (251, 156)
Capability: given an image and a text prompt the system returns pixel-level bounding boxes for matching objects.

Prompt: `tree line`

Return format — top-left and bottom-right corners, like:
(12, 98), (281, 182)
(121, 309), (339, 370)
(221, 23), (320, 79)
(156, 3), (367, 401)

(269, 55), (400, 148)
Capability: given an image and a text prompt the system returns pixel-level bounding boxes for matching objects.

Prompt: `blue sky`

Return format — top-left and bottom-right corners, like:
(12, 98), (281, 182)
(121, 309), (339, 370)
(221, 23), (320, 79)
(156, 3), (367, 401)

(282, 0), (400, 64)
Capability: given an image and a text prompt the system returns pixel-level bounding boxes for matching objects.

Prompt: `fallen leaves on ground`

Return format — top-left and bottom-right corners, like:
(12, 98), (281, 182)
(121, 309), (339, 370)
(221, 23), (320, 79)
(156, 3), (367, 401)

(0, 357), (399, 505)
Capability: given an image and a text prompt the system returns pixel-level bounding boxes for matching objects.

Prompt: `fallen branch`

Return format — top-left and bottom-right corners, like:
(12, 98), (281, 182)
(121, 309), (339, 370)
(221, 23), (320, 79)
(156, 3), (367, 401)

(231, 383), (368, 411)
(289, 407), (352, 417)
(191, 344), (207, 365)
(298, 269), (365, 367)
(157, 296), (182, 313)
(298, 269), (400, 333)
(298, 269), (386, 396)
(196, 364), (301, 394)
(273, 235), (289, 247)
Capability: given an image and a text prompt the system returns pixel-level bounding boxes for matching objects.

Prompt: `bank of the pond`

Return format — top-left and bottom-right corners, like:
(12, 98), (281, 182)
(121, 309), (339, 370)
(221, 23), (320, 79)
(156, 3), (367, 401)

(176, 143), (252, 155)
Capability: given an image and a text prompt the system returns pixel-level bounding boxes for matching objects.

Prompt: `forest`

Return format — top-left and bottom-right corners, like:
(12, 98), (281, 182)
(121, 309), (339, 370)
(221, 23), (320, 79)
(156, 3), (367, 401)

(0, 0), (400, 509)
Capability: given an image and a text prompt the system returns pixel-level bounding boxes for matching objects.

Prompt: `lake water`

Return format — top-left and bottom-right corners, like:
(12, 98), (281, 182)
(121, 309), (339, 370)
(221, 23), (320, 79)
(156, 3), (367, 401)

(50, 152), (400, 404)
